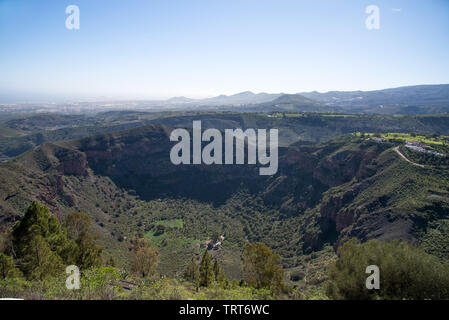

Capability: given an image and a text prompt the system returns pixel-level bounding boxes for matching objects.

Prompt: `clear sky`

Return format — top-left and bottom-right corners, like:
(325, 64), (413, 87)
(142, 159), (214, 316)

(1, 0), (448, 101)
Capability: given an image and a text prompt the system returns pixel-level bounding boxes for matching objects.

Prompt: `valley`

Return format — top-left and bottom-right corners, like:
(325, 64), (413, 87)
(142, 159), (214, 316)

(1, 113), (448, 289)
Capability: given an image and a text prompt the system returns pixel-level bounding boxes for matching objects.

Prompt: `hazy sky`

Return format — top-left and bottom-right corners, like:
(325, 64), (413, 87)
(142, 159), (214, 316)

(1, 0), (449, 101)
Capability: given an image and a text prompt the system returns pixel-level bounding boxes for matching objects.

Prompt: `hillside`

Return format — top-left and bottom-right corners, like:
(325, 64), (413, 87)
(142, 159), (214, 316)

(4, 112), (449, 161)
(199, 91), (283, 106)
(242, 94), (334, 112)
(0, 124), (448, 279)
(300, 84), (449, 113)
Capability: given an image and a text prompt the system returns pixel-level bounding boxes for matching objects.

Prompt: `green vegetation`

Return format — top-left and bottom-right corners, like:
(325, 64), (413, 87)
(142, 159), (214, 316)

(0, 202), (288, 300)
(199, 250), (216, 287)
(64, 211), (103, 269)
(183, 257), (200, 284)
(152, 219), (184, 229)
(0, 271), (276, 300)
(3, 202), (103, 280)
(2, 127), (449, 277)
(3, 204), (446, 300)
(129, 238), (159, 278)
(183, 249), (230, 289)
(1, 111), (449, 300)
(327, 239), (449, 300)
(271, 112), (359, 118)
(3, 111), (449, 158)
(362, 132), (449, 145)
(242, 243), (284, 293)
(0, 253), (21, 279)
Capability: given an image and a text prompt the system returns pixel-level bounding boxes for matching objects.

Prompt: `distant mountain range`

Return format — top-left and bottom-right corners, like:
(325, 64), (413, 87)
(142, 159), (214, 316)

(139, 91), (284, 108)
(241, 84), (449, 114)
(148, 84), (449, 110)
(2, 84), (449, 114)
(299, 84), (449, 107)
(197, 91), (284, 106)
(123, 84), (449, 114)
(105, 83), (449, 114)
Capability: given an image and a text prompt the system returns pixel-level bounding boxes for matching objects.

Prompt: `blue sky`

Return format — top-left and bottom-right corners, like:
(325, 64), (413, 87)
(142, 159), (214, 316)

(1, 0), (448, 101)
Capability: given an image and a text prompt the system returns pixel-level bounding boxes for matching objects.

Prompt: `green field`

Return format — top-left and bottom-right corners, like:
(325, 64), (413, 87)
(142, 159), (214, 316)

(320, 114), (358, 118)
(144, 229), (167, 244)
(270, 112), (305, 118)
(358, 132), (449, 145)
(152, 219), (184, 229)
(271, 112), (358, 118)
(145, 219), (185, 245)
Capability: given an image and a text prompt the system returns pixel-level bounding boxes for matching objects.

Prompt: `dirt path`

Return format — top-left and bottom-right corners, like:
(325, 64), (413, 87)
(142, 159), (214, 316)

(393, 146), (425, 168)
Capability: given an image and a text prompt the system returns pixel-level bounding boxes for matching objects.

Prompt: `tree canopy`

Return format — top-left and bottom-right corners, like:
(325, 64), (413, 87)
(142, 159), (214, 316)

(242, 242), (284, 292)
(327, 238), (449, 300)
(4, 201), (102, 280)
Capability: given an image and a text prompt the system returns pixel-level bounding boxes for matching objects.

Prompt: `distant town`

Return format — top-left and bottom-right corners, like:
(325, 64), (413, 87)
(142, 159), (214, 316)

(368, 136), (446, 157)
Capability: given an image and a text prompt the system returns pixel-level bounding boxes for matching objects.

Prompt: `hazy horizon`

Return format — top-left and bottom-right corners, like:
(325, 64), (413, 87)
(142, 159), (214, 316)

(1, 83), (448, 105)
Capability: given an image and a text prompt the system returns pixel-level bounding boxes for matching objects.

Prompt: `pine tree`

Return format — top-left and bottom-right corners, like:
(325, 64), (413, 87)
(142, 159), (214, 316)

(0, 253), (21, 279)
(65, 212), (103, 269)
(183, 257), (200, 285)
(10, 201), (102, 280)
(20, 226), (64, 280)
(199, 250), (215, 287)
(11, 202), (67, 279)
(12, 201), (76, 262)
(213, 259), (227, 287)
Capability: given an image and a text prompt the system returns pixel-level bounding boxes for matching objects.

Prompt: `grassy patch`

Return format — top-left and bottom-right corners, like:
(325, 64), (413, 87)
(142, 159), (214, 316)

(144, 229), (167, 245)
(153, 219), (184, 229)
(362, 132), (449, 145)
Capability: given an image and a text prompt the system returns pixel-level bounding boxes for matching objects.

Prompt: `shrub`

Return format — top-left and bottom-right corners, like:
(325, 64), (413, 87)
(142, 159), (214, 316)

(327, 239), (449, 300)
(0, 253), (21, 279)
(242, 242), (284, 293)
(81, 266), (123, 300)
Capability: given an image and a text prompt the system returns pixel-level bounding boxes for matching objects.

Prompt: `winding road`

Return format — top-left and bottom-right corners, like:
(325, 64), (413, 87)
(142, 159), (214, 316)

(393, 146), (425, 168)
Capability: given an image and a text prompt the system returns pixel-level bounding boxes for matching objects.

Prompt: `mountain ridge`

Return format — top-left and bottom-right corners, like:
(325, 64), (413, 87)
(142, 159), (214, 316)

(3, 84), (449, 112)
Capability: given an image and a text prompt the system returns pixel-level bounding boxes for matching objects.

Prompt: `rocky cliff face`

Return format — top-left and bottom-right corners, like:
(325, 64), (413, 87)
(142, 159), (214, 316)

(56, 150), (88, 176)
(319, 184), (362, 232)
